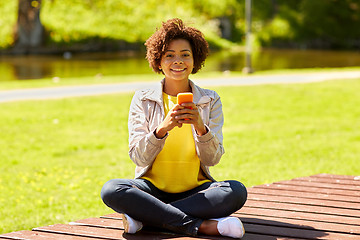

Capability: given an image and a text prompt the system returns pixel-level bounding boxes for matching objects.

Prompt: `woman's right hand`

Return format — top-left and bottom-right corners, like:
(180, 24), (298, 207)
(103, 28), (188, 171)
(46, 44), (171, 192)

(155, 105), (183, 138)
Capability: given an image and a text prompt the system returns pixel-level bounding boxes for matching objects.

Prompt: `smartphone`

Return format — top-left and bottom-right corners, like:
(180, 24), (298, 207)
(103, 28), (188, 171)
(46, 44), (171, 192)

(177, 93), (193, 120)
(177, 92), (193, 105)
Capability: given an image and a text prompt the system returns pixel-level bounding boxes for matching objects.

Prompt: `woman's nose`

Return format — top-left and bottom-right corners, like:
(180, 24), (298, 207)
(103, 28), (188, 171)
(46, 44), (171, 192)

(173, 56), (183, 64)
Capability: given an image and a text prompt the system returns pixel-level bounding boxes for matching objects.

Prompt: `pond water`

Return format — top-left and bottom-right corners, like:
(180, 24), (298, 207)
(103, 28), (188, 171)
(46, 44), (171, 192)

(0, 48), (359, 81)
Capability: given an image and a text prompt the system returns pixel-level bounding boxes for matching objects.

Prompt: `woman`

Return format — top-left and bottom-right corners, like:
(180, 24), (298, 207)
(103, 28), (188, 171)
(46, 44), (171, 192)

(101, 18), (247, 238)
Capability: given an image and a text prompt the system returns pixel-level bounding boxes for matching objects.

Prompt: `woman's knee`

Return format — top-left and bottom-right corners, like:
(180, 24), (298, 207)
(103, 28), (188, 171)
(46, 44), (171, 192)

(100, 179), (129, 206)
(227, 180), (247, 209)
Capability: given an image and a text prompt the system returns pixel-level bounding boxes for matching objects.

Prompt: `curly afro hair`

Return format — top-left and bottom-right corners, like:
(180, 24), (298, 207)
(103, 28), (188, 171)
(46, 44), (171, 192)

(145, 18), (209, 74)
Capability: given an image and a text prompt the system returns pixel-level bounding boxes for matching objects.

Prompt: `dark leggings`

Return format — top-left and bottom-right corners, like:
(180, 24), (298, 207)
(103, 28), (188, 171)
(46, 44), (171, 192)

(101, 178), (247, 236)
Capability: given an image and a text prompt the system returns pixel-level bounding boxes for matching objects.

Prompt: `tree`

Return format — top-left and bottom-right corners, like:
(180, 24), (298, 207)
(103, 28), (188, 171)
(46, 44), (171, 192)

(300, 0), (360, 48)
(15, 0), (45, 49)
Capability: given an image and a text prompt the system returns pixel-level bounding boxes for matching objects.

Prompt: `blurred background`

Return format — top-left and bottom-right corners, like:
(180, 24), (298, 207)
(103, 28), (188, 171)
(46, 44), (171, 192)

(0, 0), (360, 81)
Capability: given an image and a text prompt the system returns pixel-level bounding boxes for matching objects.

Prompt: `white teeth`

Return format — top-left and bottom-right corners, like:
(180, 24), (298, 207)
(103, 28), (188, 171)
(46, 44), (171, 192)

(172, 69), (185, 72)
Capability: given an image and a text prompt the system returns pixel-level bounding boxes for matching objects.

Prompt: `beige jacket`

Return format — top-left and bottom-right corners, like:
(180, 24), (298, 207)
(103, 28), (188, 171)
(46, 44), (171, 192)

(128, 79), (225, 181)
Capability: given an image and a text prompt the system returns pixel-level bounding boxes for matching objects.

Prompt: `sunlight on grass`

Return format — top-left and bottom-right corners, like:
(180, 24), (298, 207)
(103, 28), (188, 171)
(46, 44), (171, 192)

(213, 79), (360, 186)
(1, 78), (360, 233)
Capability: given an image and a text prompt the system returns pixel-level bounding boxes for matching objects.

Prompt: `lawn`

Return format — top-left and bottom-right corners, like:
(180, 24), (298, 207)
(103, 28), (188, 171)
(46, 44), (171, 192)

(1, 77), (359, 234)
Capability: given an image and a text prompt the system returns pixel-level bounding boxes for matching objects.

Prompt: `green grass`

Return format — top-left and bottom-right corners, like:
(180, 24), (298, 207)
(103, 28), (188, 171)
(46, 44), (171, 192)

(215, 79), (360, 184)
(1, 77), (360, 234)
(0, 74), (158, 90)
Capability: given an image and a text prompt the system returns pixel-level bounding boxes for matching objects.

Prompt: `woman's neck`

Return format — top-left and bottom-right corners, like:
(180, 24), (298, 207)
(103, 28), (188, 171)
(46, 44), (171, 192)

(163, 79), (192, 96)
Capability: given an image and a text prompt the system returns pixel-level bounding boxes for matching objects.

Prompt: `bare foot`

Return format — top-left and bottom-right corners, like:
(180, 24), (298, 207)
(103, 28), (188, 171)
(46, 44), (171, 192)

(198, 220), (220, 236)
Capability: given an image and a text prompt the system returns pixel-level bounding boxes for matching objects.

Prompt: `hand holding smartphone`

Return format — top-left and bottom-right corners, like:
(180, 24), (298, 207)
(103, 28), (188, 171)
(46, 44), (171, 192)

(177, 93), (193, 121)
(177, 92), (193, 107)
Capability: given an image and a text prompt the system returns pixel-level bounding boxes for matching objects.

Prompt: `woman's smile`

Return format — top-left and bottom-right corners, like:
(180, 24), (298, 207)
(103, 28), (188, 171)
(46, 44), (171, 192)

(171, 68), (186, 72)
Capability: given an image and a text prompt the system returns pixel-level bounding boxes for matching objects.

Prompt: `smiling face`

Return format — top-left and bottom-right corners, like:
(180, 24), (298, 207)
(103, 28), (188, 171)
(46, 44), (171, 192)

(160, 39), (194, 84)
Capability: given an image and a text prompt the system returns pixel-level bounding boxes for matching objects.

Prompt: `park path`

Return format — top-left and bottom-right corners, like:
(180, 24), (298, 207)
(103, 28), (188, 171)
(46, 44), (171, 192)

(1, 70), (360, 103)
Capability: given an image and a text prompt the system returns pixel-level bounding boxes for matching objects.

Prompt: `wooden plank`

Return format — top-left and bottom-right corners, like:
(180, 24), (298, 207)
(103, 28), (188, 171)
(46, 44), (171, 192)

(0, 230), (99, 240)
(248, 187), (360, 203)
(248, 192), (360, 210)
(254, 183), (359, 197)
(71, 218), (122, 230)
(72, 217), (246, 240)
(73, 216), (318, 239)
(102, 211), (360, 238)
(242, 233), (308, 240)
(33, 223), (228, 240)
(238, 214), (360, 234)
(244, 223), (359, 239)
(244, 199), (360, 218)
(78, 214), (360, 238)
(274, 180), (360, 192)
(236, 206), (360, 226)
(101, 213), (122, 220)
(123, 232), (223, 240)
(294, 176), (360, 186)
(33, 224), (123, 240)
(311, 174), (360, 181)
(3, 174), (360, 240)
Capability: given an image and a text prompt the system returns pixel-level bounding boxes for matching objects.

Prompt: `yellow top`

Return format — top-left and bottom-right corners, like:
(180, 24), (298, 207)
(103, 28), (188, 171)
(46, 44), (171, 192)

(141, 92), (210, 193)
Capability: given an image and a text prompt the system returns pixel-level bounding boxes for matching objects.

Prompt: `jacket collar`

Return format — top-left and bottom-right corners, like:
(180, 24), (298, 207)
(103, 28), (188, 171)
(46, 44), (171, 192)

(189, 80), (212, 105)
(140, 80), (163, 105)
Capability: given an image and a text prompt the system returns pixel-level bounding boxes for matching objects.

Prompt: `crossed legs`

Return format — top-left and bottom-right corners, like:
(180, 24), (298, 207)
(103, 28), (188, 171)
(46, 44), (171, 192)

(101, 178), (247, 236)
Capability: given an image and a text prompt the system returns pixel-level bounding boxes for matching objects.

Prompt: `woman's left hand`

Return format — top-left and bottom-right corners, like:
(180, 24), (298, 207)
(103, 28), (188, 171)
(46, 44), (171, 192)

(176, 102), (208, 136)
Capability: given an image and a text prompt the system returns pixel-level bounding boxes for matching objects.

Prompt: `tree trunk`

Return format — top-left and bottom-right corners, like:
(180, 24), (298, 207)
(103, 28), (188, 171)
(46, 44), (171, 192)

(15, 0), (44, 48)
(218, 16), (232, 40)
(271, 0), (278, 19)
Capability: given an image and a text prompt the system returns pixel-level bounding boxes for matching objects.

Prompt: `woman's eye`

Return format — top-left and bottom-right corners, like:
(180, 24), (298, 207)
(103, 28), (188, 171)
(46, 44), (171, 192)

(166, 54), (173, 58)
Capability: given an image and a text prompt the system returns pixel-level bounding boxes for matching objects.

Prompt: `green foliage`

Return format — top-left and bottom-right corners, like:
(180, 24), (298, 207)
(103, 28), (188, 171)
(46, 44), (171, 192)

(256, 2), (303, 47)
(40, 0), (230, 47)
(299, 0), (360, 48)
(0, 1), (17, 48)
(257, 16), (294, 47)
(257, 0), (360, 48)
(188, 0), (242, 19)
(0, 0), (236, 49)
(1, 0), (360, 49)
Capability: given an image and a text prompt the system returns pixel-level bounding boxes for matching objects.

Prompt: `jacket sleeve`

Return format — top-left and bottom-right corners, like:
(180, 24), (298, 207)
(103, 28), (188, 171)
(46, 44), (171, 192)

(128, 91), (167, 167)
(194, 92), (225, 166)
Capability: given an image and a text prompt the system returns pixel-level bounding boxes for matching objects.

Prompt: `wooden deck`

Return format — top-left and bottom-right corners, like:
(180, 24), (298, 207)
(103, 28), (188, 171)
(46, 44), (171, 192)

(1, 174), (359, 239)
